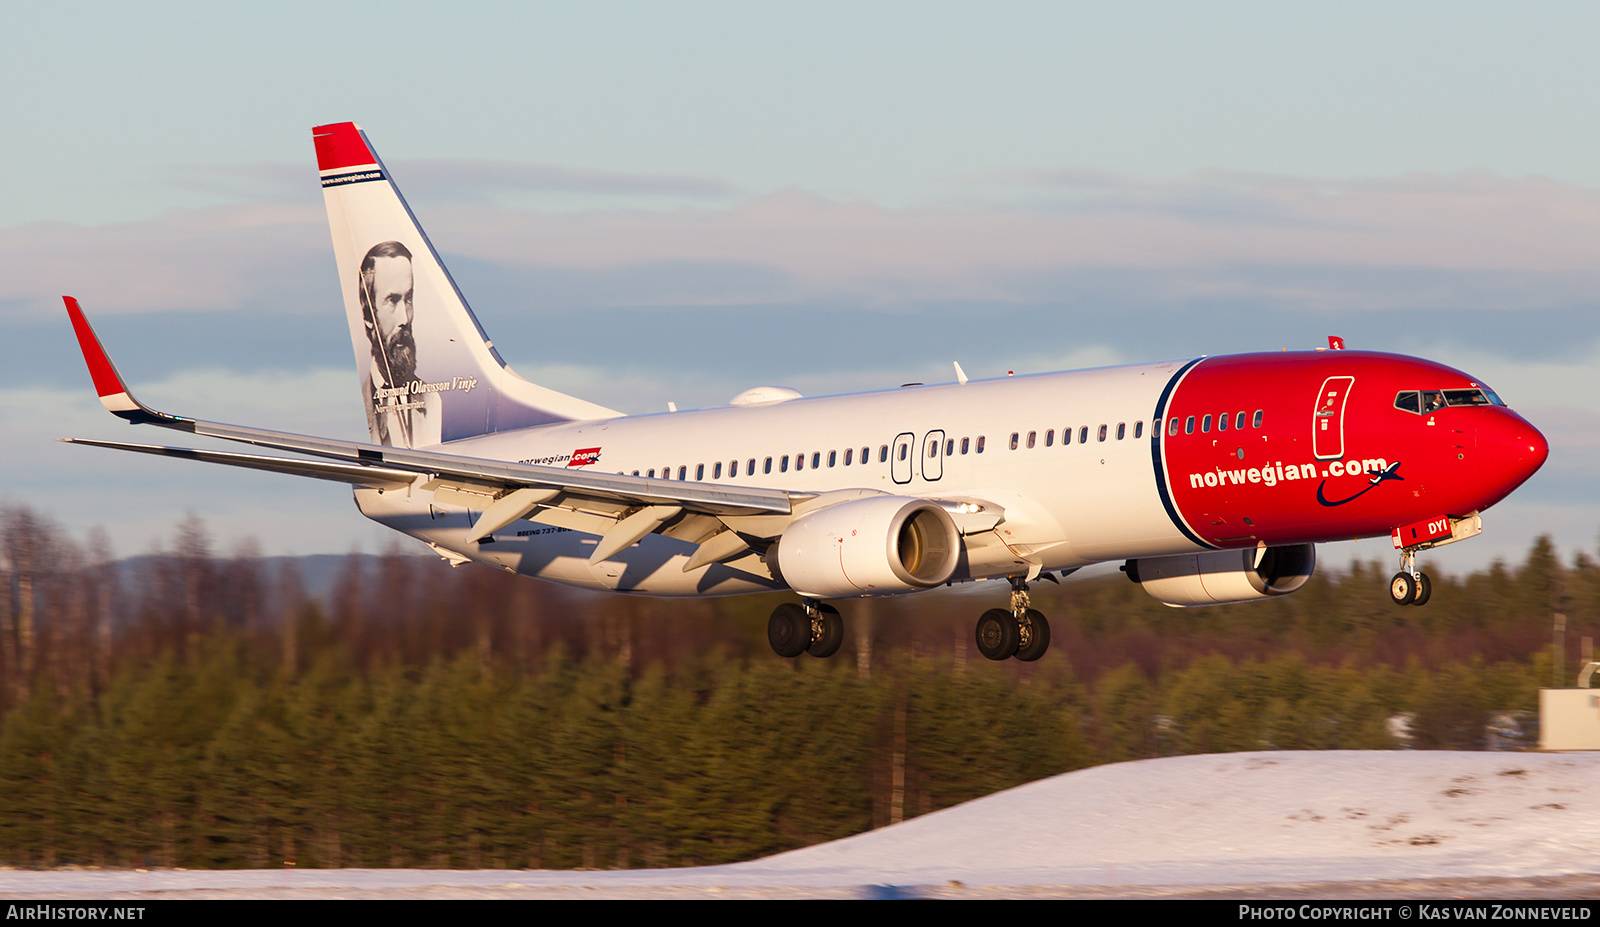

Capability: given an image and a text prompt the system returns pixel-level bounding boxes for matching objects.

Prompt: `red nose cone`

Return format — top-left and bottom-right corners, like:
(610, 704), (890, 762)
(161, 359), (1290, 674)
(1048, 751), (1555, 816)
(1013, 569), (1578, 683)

(1476, 411), (1548, 506)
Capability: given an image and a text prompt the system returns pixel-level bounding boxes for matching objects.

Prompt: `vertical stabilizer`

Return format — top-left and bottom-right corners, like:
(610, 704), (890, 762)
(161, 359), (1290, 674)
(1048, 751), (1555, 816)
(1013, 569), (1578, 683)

(313, 122), (619, 447)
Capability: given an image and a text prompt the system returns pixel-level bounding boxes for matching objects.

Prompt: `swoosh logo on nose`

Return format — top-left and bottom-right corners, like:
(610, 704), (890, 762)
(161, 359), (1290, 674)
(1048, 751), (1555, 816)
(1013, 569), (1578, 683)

(1317, 461), (1405, 507)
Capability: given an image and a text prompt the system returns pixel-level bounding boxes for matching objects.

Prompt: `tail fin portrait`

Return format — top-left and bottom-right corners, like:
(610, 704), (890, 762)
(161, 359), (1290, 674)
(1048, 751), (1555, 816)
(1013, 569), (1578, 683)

(313, 122), (619, 447)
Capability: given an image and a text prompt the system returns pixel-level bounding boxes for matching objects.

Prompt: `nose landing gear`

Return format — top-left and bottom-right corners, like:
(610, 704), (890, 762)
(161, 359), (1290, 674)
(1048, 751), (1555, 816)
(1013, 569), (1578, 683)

(975, 576), (1052, 661)
(767, 600), (844, 658)
(1389, 548), (1432, 606)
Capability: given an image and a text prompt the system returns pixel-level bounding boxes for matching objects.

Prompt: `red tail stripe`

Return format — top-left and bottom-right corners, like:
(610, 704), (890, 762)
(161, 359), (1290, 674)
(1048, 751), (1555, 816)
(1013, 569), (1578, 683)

(312, 122), (376, 172)
(62, 297), (128, 399)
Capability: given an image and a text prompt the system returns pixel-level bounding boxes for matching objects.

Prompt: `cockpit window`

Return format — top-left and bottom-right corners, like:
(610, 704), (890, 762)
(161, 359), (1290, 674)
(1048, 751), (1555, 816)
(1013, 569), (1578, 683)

(1443, 389), (1493, 407)
(1398, 387), (1504, 415)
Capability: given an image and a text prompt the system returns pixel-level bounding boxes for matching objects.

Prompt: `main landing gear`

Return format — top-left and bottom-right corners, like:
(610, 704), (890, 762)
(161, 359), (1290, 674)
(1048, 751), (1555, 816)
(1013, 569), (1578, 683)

(1389, 548), (1432, 607)
(768, 600), (844, 658)
(975, 576), (1051, 662)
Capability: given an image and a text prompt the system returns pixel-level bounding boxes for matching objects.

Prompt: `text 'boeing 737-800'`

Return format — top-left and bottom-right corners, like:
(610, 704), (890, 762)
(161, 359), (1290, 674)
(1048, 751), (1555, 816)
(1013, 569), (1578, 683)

(61, 122), (1549, 661)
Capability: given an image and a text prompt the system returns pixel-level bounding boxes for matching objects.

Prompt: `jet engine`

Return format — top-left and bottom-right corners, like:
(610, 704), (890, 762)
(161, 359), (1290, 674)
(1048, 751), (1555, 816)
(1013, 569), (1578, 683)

(769, 496), (961, 599)
(1123, 544), (1316, 607)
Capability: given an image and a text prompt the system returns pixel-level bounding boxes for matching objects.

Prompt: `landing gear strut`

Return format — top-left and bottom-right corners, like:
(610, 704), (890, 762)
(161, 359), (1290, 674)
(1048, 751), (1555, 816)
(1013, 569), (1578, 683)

(975, 575), (1052, 661)
(767, 600), (844, 658)
(1389, 548), (1432, 607)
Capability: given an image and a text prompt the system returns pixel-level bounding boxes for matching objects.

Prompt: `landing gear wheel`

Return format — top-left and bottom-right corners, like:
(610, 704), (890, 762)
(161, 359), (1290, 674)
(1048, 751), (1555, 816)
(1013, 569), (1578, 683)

(1014, 609), (1051, 662)
(1411, 571), (1432, 607)
(768, 603), (811, 657)
(976, 608), (1020, 661)
(1389, 572), (1417, 606)
(807, 604), (844, 658)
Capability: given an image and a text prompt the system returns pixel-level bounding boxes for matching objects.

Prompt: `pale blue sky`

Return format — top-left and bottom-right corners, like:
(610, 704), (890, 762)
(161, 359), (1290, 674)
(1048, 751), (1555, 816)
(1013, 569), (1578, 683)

(2, 2), (1597, 571)
(5, 2), (1599, 224)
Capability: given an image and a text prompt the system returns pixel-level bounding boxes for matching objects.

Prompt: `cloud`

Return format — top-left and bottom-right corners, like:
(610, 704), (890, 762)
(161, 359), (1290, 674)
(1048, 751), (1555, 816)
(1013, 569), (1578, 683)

(161, 160), (740, 205)
(0, 204), (330, 319)
(6, 169), (1597, 328)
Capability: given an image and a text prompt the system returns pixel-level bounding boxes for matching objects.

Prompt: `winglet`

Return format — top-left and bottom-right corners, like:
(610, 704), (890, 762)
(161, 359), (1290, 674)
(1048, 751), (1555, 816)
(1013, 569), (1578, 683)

(62, 297), (183, 427)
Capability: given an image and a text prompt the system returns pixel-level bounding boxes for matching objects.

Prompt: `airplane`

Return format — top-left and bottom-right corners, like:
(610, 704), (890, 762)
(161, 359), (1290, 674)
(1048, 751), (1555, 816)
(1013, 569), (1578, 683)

(61, 122), (1550, 662)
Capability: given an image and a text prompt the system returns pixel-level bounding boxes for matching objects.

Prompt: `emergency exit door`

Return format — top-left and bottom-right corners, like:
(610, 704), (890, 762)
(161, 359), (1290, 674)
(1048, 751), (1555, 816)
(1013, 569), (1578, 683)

(891, 432), (914, 484)
(921, 430), (945, 481)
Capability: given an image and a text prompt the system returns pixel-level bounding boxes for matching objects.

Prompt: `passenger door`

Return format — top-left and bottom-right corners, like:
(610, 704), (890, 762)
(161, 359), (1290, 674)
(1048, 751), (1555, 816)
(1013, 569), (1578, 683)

(1313, 376), (1355, 460)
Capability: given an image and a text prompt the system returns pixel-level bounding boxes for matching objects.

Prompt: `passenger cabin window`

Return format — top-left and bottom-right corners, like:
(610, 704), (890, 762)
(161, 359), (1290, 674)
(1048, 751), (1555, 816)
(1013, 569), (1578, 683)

(648, 469), (656, 478)
(1062, 428), (1072, 445)
(1134, 421), (1143, 439)
(1185, 416), (1195, 435)
(780, 455), (789, 472)
(961, 437), (970, 454)
(879, 445), (889, 462)
(796, 453), (805, 471)
(862, 446), (870, 462)
(1235, 411), (1246, 430)
(1253, 409), (1264, 427)
(828, 450), (837, 467)
(1116, 423), (1126, 440)
(1010, 432), (1019, 450)
(1078, 426), (1088, 444)
(1027, 431), (1036, 448)
(1098, 424), (1108, 442)
(1045, 429), (1054, 447)
(764, 456), (773, 474)
(1202, 414), (1212, 433)
(1217, 413), (1228, 432)
(977, 436), (986, 453)
(713, 462), (722, 479)
(678, 466), (687, 481)
(927, 440), (937, 458)
(812, 452), (821, 469)
(1168, 418), (1180, 436)
(946, 438), (955, 455)
(697, 464), (705, 480)
(748, 457), (756, 474)
(844, 448), (853, 465)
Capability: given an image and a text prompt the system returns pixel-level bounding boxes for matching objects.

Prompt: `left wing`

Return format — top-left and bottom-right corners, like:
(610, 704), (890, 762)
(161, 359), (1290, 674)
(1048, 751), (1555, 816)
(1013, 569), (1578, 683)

(63, 297), (809, 570)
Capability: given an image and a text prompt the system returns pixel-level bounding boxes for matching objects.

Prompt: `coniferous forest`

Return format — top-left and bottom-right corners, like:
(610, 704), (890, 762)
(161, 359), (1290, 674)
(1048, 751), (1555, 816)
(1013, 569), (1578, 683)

(0, 505), (1591, 870)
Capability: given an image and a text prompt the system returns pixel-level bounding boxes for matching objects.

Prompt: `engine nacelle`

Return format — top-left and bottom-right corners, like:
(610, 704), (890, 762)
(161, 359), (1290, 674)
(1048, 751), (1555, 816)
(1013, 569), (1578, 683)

(1124, 544), (1316, 607)
(771, 496), (961, 599)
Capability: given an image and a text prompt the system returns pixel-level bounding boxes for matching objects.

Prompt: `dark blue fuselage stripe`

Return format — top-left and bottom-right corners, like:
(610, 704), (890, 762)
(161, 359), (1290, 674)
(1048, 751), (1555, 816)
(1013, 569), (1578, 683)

(320, 168), (385, 188)
(1150, 357), (1215, 550)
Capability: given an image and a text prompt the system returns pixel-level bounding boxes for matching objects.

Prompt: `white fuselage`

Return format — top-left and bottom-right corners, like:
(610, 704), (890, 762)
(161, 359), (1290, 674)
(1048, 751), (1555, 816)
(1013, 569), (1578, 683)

(355, 360), (1207, 596)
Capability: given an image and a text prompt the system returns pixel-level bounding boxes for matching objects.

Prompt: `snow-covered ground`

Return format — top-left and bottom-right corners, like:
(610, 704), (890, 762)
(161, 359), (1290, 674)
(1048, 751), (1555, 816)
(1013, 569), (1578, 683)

(4, 751), (1598, 899)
